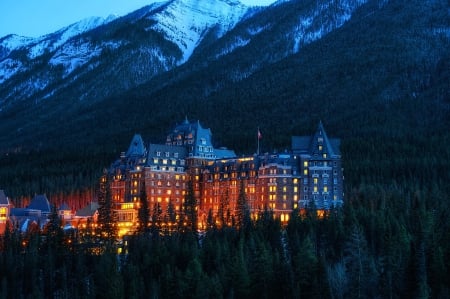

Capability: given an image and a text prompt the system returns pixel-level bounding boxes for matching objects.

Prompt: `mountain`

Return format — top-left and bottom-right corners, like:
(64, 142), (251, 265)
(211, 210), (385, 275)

(0, 0), (252, 107)
(0, 0), (449, 198)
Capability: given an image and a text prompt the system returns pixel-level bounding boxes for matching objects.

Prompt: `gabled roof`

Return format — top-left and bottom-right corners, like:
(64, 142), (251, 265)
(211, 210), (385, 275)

(28, 195), (51, 213)
(291, 122), (340, 157)
(59, 203), (71, 211)
(126, 134), (146, 157)
(0, 190), (9, 205)
(75, 202), (99, 217)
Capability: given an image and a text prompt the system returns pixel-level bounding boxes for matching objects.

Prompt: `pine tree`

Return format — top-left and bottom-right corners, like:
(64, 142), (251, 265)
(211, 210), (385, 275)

(183, 180), (197, 234)
(236, 180), (250, 230)
(97, 171), (116, 244)
(138, 182), (150, 233)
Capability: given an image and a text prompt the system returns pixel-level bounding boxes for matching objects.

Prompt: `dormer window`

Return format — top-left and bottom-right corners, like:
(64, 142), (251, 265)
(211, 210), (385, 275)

(157, 151), (161, 157)
(165, 152), (170, 157)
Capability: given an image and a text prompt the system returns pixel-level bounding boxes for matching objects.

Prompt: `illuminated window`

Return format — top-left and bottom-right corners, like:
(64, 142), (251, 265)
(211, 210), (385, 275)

(314, 186), (318, 193)
(303, 161), (308, 167)
(323, 153), (327, 158)
(162, 159), (167, 165)
(314, 178), (318, 184)
(283, 186), (287, 192)
(304, 169), (308, 175)
(324, 186), (328, 193)
(0, 207), (7, 220)
(294, 186), (298, 192)
(293, 178), (298, 184)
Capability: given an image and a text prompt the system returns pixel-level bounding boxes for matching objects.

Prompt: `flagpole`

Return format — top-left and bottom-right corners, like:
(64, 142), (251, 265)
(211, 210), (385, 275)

(257, 127), (260, 156)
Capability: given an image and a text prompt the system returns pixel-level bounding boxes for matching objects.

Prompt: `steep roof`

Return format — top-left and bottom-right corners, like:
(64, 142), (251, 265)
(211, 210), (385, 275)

(214, 148), (237, 159)
(28, 195), (51, 213)
(75, 202), (99, 217)
(126, 134), (146, 157)
(291, 122), (340, 157)
(147, 143), (187, 159)
(59, 203), (71, 211)
(0, 190), (9, 205)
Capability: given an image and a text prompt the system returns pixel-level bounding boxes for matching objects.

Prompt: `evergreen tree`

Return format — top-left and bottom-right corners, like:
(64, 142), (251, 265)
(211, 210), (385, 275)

(183, 180), (197, 234)
(236, 180), (250, 230)
(97, 171), (117, 244)
(138, 182), (150, 233)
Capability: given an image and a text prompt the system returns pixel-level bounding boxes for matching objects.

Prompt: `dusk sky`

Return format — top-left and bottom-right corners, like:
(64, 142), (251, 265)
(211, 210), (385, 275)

(0, 0), (277, 38)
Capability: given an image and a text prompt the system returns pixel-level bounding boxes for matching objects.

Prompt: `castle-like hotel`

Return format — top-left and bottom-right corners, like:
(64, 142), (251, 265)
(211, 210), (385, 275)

(108, 119), (343, 235)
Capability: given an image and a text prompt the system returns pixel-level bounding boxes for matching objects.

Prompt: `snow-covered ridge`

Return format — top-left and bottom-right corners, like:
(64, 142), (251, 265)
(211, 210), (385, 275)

(148, 0), (249, 62)
(0, 15), (116, 61)
(27, 15), (117, 59)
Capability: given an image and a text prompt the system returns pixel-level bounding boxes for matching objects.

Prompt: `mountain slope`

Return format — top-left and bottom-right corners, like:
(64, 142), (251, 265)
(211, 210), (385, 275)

(0, 0), (251, 107)
(0, 0), (449, 198)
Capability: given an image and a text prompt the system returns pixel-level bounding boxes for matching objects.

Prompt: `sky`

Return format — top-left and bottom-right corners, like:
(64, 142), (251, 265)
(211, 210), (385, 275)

(0, 0), (277, 38)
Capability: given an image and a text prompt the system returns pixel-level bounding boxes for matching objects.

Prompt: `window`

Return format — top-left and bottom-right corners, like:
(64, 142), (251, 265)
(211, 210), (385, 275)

(165, 152), (169, 157)
(157, 151), (161, 157)
(324, 186), (328, 193)
(314, 178), (318, 184)
(319, 145), (323, 151)
(323, 153), (327, 158)
(304, 169), (308, 175)
(313, 186), (318, 193)
(303, 161), (308, 167)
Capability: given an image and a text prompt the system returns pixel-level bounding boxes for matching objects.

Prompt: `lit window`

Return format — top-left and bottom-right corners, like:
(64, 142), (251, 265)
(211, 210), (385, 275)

(314, 178), (318, 184)
(162, 159), (167, 165)
(303, 161), (308, 167)
(319, 145), (322, 151)
(293, 178), (298, 184)
(304, 169), (308, 175)
(323, 153), (327, 158)
(314, 186), (318, 193)
(324, 186), (328, 193)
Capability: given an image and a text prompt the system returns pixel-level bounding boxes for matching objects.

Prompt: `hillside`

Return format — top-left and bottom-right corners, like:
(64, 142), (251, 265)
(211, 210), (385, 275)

(0, 0), (449, 199)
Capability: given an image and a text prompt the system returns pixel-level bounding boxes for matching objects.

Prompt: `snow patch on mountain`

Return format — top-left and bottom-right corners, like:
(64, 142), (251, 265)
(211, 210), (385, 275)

(49, 40), (122, 76)
(27, 15), (117, 59)
(148, 0), (249, 62)
(0, 59), (23, 83)
(0, 35), (34, 57)
(293, 0), (368, 53)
